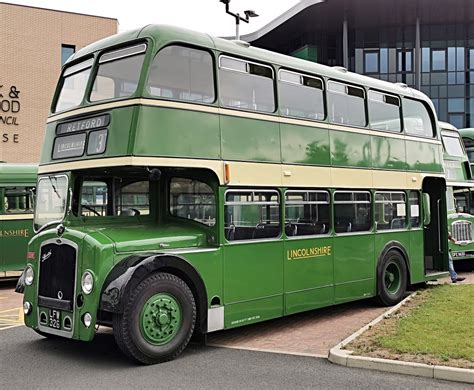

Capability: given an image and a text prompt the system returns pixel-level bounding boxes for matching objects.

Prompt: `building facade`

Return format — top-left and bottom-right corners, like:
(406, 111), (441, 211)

(0, 2), (117, 163)
(243, 0), (474, 129)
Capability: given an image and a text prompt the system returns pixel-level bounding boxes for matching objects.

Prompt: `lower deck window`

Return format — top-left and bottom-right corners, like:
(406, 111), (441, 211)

(225, 190), (280, 241)
(285, 190), (330, 236)
(334, 191), (371, 233)
(375, 191), (407, 230)
(3, 187), (35, 213)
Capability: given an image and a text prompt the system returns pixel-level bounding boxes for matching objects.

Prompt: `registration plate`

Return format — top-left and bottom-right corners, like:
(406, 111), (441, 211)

(452, 252), (465, 258)
(48, 309), (61, 329)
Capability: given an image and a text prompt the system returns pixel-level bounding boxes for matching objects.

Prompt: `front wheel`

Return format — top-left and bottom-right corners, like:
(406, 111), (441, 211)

(113, 272), (196, 364)
(376, 250), (407, 306)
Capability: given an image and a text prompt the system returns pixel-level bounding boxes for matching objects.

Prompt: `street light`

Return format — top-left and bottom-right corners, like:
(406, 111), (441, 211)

(219, 0), (259, 41)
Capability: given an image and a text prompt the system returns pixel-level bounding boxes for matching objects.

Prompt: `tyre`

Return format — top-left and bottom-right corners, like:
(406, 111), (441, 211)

(376, 250), (407, 306)
(113, 272), (196, 364)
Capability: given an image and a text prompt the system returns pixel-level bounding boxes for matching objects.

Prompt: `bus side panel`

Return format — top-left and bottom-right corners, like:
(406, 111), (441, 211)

(405, 140), (443, 172)
(280, 123), (330, 165)
(283, 237), (334, 315)
(333, 233), (375, 303)
(409, 229), (425, 283)
(373, 231), (411, 280)
(135, 107), (220, 158)
(223, 241), (283, 328)
(330, 131), (371, 168)
(371, 135), (407, 170)
(221, 116), (280, 162)
(0, 217), (32, 272)
(182, 249), (224, 309)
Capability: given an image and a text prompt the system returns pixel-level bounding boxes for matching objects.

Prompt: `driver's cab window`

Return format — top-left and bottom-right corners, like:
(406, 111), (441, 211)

(169, 178), (215, 226)
(81, 181), (108, 216)
(80, 179), (149, 217)
(118, 181), (150, 216)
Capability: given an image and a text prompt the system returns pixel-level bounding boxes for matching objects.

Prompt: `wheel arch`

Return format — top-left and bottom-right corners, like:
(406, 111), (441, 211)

(376, 241), (411, 292)
(99, 254), (208, 334)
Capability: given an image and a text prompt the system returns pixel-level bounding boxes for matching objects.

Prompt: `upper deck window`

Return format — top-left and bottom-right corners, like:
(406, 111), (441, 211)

(442, 134), (465, 157)
(54, 58), (93, 113)
(219, 56), (275, 113)
(403, 98), (435, 138)
(368, 90), (401, 132)
(147, 45), (215, 103)
(327, 81), (366, 127)
(278, 70), (325, 121)
(90, 43), (147, 102)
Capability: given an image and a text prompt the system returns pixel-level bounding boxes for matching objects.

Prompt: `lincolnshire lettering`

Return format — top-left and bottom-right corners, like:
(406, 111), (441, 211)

(0, 229), (29, 238)
(287, 245), (332, 260)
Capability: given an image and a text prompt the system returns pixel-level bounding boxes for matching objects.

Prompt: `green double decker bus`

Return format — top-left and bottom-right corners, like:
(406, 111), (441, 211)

(441, 123), (474, 260)
(1, 163), (37, 278)
(18, 25), (449, 364)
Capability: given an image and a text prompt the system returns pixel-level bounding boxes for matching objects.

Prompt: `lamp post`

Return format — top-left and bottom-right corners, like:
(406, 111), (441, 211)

(219, 0), (259, 40)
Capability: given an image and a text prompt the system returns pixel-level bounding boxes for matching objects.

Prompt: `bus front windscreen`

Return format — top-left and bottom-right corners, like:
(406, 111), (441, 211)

(34, 175), (69, 231)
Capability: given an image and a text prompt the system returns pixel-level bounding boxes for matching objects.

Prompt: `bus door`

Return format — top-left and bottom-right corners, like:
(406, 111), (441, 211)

(222, 189), (284, 328)
(422, 177), (448, 274)
(283, 190), (333, 315)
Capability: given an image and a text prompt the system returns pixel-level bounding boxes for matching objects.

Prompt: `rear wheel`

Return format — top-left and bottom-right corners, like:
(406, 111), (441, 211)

(113, 272), (196, 364)
(377, 250), (407, 306)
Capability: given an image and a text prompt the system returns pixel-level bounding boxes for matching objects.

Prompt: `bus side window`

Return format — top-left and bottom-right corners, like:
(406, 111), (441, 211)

(368, 90), (401, 132)
(285, 190), (330, 236)
(421, 192), (430, 226)
(327, 81), (366, 127)
(409, 191), (421, 227)
(4, 187), (35, 214)
(219, 56), (275, 113)
(278, 70), (325, 121)
(224, 190), (280, 241)
(334, 191), (371, 233)
(147, 45), (215, 104)
(375, 191), (407, 230)
(403, 98), (435, 138)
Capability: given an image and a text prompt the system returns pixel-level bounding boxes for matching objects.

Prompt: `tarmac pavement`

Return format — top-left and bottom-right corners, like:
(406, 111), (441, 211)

(1, 325), (471, 389)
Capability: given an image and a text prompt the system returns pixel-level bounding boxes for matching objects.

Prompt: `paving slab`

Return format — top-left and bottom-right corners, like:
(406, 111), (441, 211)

(208, 300), (387, 357)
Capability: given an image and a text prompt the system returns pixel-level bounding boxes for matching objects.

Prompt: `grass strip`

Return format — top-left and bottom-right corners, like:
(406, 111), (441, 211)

(350, 284), (474, 367)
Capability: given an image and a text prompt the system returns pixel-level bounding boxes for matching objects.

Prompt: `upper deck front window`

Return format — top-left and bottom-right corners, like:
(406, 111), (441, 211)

(54, 58), (93, 113)
(90, 43), (147, 102)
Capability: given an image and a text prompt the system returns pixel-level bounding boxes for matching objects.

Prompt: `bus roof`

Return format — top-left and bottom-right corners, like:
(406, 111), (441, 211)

(459, 128), (474, 140)
(69, 24), (429, 102)
(439, 121), (458, 132)
(0, 163), (37, 185)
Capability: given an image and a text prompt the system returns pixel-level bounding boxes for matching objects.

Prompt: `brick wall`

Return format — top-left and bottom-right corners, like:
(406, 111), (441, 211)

(0, 2), (117, 163)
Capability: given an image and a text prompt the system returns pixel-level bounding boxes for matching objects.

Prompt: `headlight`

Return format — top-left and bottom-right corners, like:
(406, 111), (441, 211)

(24, 266), (34, 286)
(83, 313), (92, 328)
(23, 301), (32, 315)
(81, 271), (94, 294)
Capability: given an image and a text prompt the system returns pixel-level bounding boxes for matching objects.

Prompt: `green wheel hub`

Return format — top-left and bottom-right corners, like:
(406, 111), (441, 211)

(384, 262), (401, 294)
(140, 293), (182, 345)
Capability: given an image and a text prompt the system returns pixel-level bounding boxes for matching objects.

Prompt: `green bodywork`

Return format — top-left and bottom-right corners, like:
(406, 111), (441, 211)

(442, 125), (474, 261)
(23, 25), (448, 342)
(0, 163), (37, 274)
(40, 25), (443, 173)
